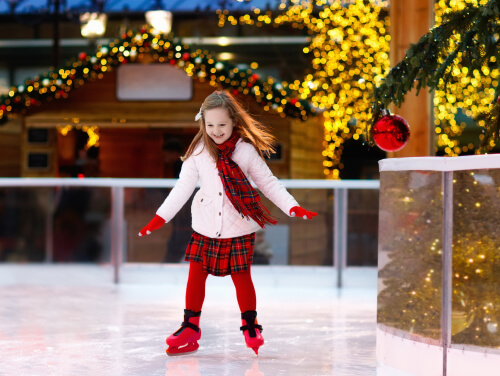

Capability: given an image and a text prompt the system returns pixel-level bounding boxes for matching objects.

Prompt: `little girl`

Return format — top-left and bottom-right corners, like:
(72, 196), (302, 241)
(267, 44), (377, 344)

(139, 90), (317, 356)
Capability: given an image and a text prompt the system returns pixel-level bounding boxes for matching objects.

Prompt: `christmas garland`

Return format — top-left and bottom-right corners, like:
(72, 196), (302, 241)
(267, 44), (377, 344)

(0, 26), (315, 125)
(370, 0), (500, 152)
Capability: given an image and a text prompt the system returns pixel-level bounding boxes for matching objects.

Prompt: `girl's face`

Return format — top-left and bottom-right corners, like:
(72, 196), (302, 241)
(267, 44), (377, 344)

(204, 107), (235, 144)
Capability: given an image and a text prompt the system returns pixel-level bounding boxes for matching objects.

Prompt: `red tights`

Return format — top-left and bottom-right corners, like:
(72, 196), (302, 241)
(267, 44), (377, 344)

(185, 261), (256, 313)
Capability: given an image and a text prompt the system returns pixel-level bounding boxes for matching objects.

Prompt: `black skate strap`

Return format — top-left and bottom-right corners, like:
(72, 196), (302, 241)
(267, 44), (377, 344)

(240, 323), (263, 338)
(181, 321), (200, 333)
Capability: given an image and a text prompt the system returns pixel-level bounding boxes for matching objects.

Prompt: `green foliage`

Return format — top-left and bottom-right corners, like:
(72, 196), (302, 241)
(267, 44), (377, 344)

(369, 0), (500, 148)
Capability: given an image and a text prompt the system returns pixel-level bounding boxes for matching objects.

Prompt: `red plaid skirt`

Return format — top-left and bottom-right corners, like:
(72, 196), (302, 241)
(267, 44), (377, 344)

(185, 231), (256, 276)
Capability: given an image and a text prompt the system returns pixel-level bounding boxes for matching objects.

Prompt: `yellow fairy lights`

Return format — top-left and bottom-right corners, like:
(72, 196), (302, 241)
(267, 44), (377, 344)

(3, 26), (311, 151)
(434, 0), (497, 155)
(83, 126), (100, 149)
(219, 0), (390, 178)
(57, 125), (100, 149)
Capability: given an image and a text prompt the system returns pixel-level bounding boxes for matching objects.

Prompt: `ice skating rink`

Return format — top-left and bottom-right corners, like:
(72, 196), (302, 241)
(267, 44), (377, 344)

(0, 264), (386, 376)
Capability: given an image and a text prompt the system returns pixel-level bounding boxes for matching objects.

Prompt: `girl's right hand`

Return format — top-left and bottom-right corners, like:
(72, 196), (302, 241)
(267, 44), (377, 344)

(138, 215), (166, 236)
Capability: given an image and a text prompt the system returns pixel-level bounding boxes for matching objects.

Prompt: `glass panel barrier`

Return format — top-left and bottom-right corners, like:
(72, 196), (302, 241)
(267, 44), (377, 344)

(0, 186), (111, 263)
(271, 188), (333, 266)
(347, 189), (379, 266)
(377, 171), (443, 342)
(0, 187), (49, 262)
(124, 187), (335, 266)
(53, 187), (111, 262)
(0, 179), (380, 280)
(124, 187), (195, 263)
(451, 169), (500, 348)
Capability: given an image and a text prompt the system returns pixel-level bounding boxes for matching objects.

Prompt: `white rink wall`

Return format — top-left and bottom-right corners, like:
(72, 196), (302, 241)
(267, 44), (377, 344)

(0, 264), (378, 288)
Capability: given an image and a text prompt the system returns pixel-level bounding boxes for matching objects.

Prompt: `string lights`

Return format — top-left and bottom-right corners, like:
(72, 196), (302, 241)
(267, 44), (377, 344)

(0, 26), (312, 146)
(433, 0), (497, 156)
(219, 0), (390, 178)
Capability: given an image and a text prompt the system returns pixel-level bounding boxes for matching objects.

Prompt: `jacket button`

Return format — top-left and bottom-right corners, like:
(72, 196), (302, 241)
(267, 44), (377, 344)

(218, 234), (221, 237)
(219, 192), (222, 196)
(201, 198), (203, 202)
(219, 212), (221, 216)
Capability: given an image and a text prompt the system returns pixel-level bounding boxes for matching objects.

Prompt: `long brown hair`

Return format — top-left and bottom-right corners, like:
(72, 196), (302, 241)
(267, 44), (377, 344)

(182, 90), (276, 162)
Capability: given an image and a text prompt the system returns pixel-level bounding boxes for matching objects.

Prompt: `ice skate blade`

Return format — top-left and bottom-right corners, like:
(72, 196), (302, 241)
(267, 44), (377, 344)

(244, 337), (264, 355)
(246, 342), (262, 355)
(166, 342), (199, 356)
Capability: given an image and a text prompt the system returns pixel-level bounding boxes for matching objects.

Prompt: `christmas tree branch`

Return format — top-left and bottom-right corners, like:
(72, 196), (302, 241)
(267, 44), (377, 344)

(369, 0), (500, 147)
(475, 101), (500, 152)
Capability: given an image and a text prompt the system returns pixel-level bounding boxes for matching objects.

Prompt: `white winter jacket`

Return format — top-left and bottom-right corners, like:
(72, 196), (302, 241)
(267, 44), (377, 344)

(156, 139), (299, 239)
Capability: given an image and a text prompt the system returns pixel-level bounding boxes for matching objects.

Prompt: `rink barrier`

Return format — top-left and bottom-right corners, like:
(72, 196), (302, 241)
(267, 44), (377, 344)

(377, 154), (500, 376)
(0, 178), (379, 286)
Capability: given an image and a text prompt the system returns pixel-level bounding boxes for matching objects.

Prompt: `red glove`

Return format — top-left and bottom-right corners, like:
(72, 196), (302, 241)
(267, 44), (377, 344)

(138, 215), (166, 237)
(290, 206), (318, 220)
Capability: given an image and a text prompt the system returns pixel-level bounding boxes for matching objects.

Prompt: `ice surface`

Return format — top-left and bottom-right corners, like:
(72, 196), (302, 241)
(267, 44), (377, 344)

(0, 265), (388, 376)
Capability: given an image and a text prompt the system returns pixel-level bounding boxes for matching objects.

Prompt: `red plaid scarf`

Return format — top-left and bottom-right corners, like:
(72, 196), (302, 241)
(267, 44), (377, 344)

(216, 132), (278, 228)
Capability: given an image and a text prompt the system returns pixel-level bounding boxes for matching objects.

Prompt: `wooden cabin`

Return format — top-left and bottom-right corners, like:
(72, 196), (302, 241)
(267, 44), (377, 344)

(0, 59), (329, 265)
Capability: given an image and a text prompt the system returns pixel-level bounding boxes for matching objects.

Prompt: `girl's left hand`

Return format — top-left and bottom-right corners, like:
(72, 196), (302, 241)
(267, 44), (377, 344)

(290, 206), (318, 220)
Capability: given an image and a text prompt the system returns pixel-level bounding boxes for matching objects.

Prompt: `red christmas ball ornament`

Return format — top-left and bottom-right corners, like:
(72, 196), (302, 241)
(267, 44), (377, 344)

(232, 89), (239, 96)
(290, 98), (298, 105)
(372, 113), (410, 152)
(169, 59), (176, 66)
(78, 52), (87, 61)
(182, 52), (190, 61)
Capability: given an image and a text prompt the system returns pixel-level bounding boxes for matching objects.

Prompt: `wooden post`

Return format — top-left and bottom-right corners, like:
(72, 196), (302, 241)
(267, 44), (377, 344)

(389, 0), (434, 157)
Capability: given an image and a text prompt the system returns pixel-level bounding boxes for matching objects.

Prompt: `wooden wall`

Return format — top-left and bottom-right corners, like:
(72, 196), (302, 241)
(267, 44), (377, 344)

(23, 69), (296, 179)
(389, 0), (433, 157)
(98, 128), (164, 178)
(24, 68), (211, 127)
(289, 116), (325, 179)
(0, 119), (22, 177)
